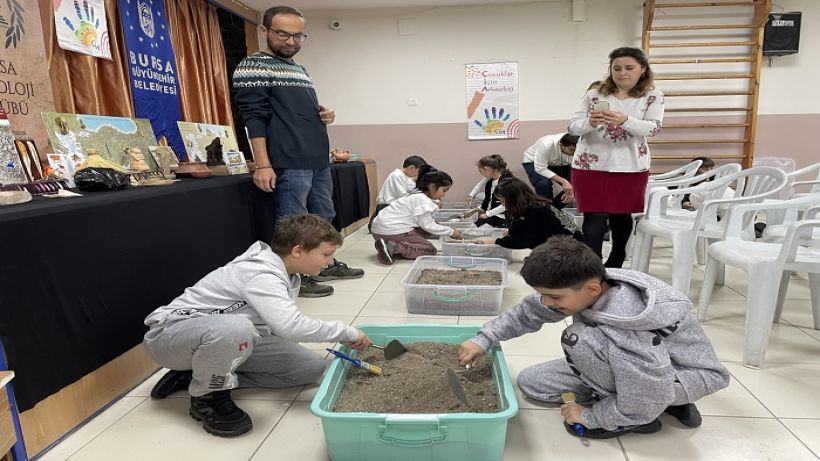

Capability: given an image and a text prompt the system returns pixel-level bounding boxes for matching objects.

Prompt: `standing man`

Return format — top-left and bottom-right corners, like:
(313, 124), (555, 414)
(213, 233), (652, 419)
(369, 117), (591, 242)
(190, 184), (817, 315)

(233, 6), (363, 297)
(521, 133), (579, 209)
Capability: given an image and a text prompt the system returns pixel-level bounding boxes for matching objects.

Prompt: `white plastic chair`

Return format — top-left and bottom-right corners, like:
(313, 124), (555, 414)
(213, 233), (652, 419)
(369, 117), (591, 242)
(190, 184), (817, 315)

(762, 203), (820, 245)
(789, 162), (820, 199)
(648, 160), (703, 182)
(697, 195), (820, 368)
(633, 166), (788, 295)
(624, 160), (706, 260)
(763, 162), (820, 225)
(631, 163), (741, 268)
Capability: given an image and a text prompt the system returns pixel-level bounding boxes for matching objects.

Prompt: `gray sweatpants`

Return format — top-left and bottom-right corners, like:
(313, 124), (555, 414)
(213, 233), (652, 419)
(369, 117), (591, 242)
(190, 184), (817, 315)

(143, 315), (326, 397)
(516, 322), (689, 406)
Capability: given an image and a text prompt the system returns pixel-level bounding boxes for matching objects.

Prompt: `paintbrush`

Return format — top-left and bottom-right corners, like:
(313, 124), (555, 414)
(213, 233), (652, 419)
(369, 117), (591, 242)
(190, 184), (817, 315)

(326, 348), (383, 375)
(561, 392), (589, 446)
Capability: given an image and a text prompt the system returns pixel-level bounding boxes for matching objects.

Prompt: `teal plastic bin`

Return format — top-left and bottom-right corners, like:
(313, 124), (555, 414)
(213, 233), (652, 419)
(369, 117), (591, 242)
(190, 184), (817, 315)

(310, 324), (519, 461)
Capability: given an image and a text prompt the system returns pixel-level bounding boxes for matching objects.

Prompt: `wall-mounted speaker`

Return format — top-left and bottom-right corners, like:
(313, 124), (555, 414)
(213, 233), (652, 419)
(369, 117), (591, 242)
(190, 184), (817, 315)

(763, 12), (801, 56)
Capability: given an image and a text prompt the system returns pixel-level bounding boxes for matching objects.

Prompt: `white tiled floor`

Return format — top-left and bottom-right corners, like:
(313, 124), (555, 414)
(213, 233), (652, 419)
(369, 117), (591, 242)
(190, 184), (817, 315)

(36, 228), (820, 460)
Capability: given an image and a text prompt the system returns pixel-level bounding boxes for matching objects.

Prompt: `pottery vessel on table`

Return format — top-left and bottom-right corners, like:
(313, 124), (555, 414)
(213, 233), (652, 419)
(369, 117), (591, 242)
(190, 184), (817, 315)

(330, 148), (351, 163)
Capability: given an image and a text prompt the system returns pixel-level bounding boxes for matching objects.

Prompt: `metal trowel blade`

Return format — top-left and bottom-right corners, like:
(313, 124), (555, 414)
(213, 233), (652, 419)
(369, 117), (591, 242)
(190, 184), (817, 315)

(383, 339), (408, 360)
(447, 368), (471, 408)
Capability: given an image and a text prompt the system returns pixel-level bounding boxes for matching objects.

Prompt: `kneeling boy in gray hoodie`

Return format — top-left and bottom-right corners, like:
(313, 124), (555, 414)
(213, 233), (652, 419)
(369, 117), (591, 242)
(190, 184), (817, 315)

(143, 214), (372, 438)
(459, 236), (729, 439)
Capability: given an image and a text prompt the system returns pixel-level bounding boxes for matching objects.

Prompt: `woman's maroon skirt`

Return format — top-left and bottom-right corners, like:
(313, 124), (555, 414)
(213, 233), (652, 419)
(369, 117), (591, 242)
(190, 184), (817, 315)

(572, 169), (650, 214)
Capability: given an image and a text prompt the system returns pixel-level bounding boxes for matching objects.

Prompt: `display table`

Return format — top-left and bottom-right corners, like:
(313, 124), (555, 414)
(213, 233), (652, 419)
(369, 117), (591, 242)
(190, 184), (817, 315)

(0, 160), (375, 457)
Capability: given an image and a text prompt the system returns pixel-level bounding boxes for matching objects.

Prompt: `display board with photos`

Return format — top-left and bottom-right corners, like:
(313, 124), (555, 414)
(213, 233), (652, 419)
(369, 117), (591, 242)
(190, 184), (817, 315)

(177, 121), (239, 164)
(41, 112), (160, 176)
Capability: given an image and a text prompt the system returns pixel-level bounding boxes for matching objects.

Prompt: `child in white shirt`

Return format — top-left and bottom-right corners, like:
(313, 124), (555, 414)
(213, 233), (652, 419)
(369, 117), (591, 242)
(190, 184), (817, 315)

(371, 165), (462, 265)
(370, 155), (427, 231)
(465, 154), (514, 227)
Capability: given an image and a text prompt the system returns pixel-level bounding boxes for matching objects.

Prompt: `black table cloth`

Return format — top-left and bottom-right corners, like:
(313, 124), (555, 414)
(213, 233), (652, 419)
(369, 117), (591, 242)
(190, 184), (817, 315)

(0, 162), (369, 412)
(249, 161), (370, 243)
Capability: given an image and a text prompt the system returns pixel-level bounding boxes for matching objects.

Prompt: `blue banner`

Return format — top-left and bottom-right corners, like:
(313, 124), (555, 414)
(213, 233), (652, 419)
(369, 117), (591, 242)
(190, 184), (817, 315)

(118, 0), (184, 159)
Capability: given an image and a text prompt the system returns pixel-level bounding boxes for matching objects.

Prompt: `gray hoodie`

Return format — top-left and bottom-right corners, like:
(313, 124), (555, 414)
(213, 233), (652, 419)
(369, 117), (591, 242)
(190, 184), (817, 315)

(144, 242), (358, 344)
(470, 269), (729, 429)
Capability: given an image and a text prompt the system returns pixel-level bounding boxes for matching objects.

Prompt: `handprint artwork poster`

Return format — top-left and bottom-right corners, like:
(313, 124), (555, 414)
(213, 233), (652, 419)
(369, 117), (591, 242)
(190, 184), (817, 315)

(54, 0), (112, 59)
(465, 62), (519, 140)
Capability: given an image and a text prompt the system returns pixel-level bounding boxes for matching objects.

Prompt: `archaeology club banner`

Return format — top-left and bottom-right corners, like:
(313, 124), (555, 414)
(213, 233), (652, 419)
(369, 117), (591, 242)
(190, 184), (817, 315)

(119, 0), (184, 157)
(1, 0), (56, 157)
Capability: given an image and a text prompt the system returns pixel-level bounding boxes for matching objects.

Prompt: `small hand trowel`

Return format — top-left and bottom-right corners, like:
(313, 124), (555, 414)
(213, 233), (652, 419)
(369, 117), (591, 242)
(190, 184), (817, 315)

(369, 339), (408, 360)
(446, 368), (472, 408)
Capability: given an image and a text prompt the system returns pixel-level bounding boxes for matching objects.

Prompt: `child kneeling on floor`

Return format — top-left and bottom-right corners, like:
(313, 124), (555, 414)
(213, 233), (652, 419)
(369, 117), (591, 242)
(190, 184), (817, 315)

(371, 165), (462, 265)
(478, 176), (583, 250)
(143, 214), (372, 437)
(459, 236), (729, 439)
(370, 155), (428, 232)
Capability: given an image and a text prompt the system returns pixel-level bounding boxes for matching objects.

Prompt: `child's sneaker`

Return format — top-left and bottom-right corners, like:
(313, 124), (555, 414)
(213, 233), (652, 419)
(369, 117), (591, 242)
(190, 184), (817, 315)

(190, 390), (253, 437)
(313, 260), (365, 281)
(564, 418), (662, 439)
(150, 369), (193, 399)
(298, 275), (334, 298)
(374, 238), (396, 265)
(664, 403), (702, 428)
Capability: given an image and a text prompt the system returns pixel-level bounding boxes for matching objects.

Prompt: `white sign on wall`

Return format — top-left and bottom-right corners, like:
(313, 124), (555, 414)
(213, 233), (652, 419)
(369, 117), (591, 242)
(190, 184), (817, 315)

(54, 0), (112, 59)
(465, 62), (519, 140)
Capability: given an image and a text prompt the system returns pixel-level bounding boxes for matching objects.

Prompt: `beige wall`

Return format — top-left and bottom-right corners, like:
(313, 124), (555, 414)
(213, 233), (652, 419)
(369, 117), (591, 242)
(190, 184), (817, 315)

(330, 113), (820, 199)
(259, 0), (820, 196)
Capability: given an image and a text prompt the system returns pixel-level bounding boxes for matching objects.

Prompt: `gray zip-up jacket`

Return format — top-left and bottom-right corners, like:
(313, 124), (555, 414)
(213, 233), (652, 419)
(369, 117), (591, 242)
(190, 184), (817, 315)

(470, 269), (729, 429)
(144, 242), (358, 344)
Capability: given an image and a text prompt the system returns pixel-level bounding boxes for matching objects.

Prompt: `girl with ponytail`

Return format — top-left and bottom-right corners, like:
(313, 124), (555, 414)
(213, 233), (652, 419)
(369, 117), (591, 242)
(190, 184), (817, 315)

(465, 154), (514, 227)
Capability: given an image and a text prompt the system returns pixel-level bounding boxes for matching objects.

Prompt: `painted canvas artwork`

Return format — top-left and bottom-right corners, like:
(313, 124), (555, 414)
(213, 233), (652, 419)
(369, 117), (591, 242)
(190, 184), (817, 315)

(0, 113), (28, 186)
(41, 112), (159, 171)
(177, 122), (239, 163)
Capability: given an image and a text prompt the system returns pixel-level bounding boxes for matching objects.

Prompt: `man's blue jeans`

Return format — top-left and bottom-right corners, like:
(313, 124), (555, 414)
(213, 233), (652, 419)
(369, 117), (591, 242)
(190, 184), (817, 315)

(273, 167), (336, 224)
(523, 162), (554, 199)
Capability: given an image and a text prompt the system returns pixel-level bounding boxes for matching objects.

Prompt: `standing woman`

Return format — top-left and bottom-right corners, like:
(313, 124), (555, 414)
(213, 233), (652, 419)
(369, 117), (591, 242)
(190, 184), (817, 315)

(568, 47), (664, 268)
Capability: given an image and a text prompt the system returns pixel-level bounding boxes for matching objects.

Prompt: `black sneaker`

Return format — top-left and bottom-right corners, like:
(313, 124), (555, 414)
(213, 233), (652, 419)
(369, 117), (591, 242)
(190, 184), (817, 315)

(150, 369), (192, 399)
(190, 390), (253, 437)
(298, 275), (334, 298)
(664, 403), (702, 428)
(564, 418), (662, 439)
(312, 260), (365, 281)
(374, 238), (396, 265)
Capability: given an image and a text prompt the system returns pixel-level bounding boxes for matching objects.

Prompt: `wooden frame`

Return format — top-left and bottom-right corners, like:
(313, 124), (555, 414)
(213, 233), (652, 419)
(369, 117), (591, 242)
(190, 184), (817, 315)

(642, 0), (772, 169)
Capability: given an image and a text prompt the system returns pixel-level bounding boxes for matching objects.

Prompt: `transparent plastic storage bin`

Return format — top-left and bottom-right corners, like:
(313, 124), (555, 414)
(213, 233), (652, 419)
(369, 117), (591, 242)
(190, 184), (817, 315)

(442, 228), (512, 261)
(438, 201), (472, 209)
(310, 324), (519, 461)
(562, 207), (584, 228)
(401, 256), (508, 315)
(433, 209), (478, 229)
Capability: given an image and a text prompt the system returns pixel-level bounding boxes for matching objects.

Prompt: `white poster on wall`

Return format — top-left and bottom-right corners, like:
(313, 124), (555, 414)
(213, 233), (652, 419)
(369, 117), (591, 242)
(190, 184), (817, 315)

(53, 0), (112, 59)
(465, 62), (519, 140)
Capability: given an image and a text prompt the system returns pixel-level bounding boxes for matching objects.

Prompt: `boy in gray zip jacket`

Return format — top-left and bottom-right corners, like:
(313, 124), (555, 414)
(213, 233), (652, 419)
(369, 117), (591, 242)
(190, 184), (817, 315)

(459, 236), (729, 438)
(143, 215), (372, 437)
